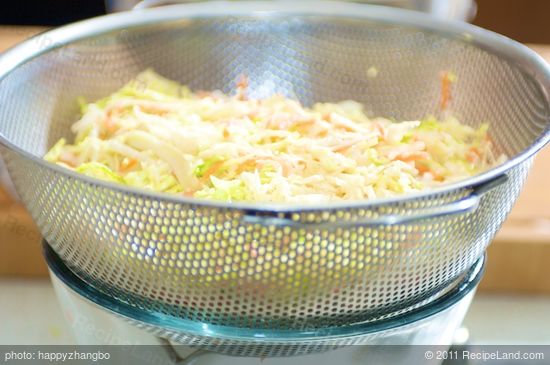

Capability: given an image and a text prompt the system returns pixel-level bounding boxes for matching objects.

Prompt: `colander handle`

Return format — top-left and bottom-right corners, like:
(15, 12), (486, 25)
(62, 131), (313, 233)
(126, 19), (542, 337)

(242, 174), (508, 228)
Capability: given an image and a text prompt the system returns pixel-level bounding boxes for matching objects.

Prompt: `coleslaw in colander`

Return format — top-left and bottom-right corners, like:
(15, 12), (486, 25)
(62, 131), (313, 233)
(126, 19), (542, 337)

(44, 70), (506, 203)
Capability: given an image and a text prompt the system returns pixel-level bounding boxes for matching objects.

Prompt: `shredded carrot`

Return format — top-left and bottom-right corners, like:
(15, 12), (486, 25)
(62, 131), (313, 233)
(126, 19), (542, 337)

(395, 153), (433, 175)
(236, 74), (249, 100)
(200, 160), (225, 182)
(103, 116), (117, 134)
(415, 161), (431, 174)
(235, 159), (258, 175)
(332, 144), (352, 153)
(103, 105), (129, 134)
(278, 158), (291, 177)
(433, 174), (445, 182)
(237, 74), (249, 89)
(102, 108), (123, 136)
(120, 158), (138, 173)
(413, 160), (443, 180)
(142, 106), (169, 115)
(293, 118), (316, 130)
(440, 71), (454, 111)
(197, 90), (212, 98)
(373, 122), (385, 140)
(466, 147), (480, 163)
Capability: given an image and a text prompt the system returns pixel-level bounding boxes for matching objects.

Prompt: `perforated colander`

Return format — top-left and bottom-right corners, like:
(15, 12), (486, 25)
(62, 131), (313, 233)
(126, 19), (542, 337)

(46, 243), (485, 357)
(0, 1), (548, 331)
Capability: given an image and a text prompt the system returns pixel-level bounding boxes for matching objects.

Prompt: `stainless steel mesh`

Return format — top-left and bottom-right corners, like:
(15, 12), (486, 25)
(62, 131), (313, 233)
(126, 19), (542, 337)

(128, 263), (480, 357)
(46, 242), (483, 357)
(0, 2), (548, 330)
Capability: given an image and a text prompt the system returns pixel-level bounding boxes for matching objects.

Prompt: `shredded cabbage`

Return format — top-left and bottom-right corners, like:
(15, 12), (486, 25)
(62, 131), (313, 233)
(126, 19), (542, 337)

(44, 70), (506, 203)
(76, 162), (125, 184)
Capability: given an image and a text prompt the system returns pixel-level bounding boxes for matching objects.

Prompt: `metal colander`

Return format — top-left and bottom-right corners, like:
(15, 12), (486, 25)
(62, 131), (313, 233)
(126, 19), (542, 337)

(46, 243), (484, 357)
(0, 1), (549, 331)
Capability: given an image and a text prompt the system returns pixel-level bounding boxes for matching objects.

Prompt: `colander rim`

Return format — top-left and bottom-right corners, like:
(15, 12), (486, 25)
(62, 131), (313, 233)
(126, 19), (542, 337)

(45, 242), (484, 342)
(0, 0), (549, 212)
